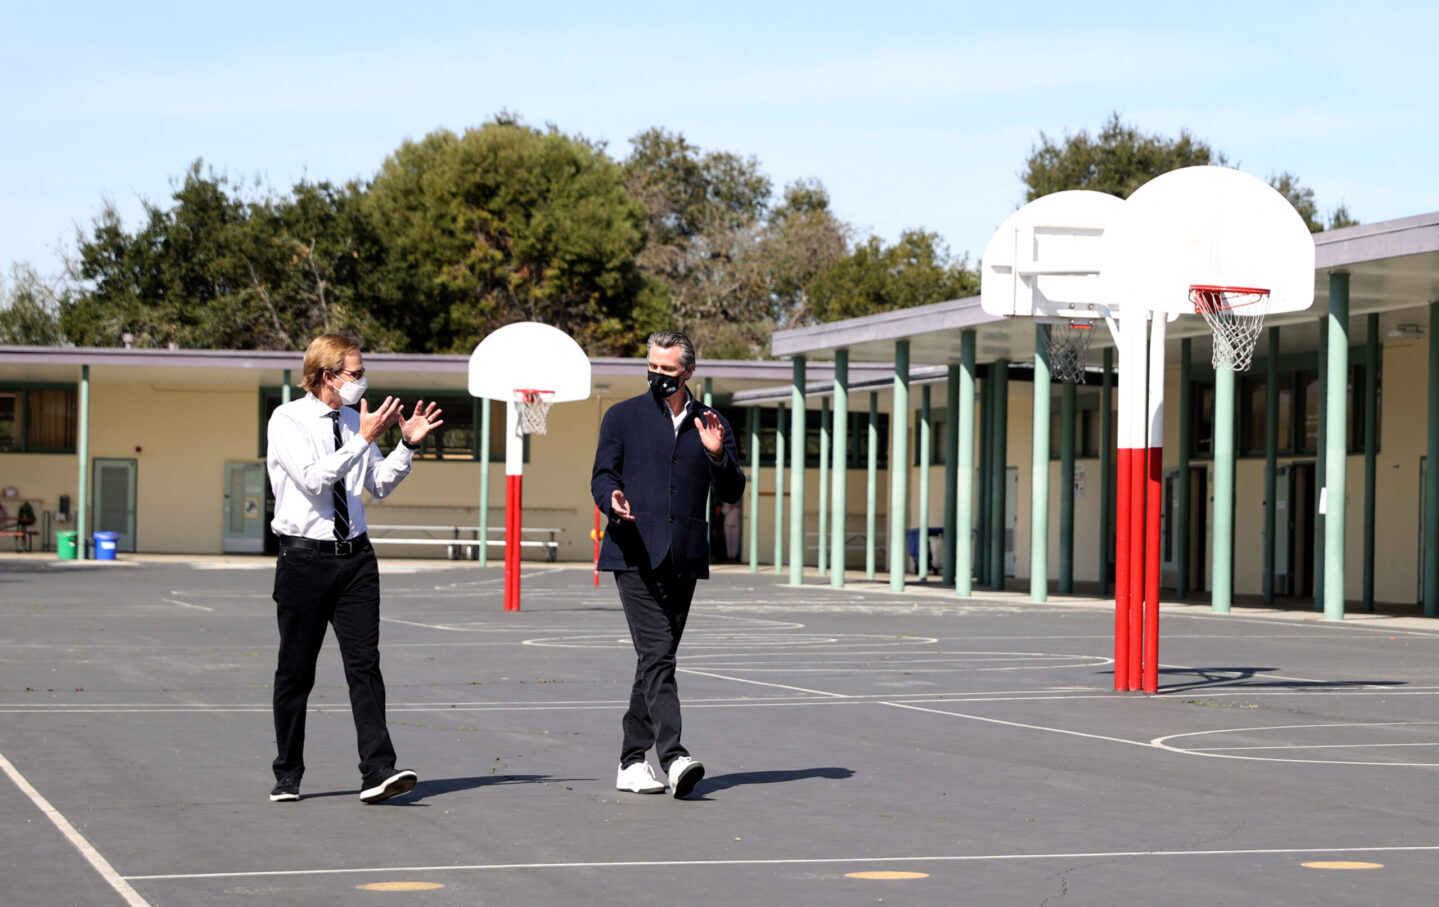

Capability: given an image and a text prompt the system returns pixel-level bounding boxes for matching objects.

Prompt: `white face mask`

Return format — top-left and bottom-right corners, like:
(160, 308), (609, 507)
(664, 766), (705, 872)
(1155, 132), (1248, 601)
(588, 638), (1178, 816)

(335, 375), (367, 406)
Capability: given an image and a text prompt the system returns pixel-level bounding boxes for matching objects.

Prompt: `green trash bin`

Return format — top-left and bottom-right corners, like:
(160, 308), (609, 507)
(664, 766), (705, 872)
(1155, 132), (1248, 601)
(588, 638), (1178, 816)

(56, 530), (78, 560)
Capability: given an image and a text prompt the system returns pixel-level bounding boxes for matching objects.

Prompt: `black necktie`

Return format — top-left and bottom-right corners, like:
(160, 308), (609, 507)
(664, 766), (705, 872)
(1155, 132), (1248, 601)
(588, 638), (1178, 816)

(328, 411), (351, 540)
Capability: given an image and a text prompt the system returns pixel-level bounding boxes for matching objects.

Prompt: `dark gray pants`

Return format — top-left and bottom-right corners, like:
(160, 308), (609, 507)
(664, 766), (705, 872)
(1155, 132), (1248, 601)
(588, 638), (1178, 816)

(615, 561), (697, 770)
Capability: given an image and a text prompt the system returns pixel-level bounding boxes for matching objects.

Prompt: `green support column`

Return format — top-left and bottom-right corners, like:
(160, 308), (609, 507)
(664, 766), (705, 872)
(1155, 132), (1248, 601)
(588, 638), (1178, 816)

(76, 364), (90, 560)
(1177, 341), (1191, 599)
(990, 361), (1009, 590)
(774, 403), (785, 574)
(1425, 300), (1439, 617)
(1100, 348), (1113, 597)
(1031, 328), (1051, 602)
(866, 392), (878, 580)
(1263, 328), (1279, 604)
(282, 369), (292, 404)
(1059, 376), (1075, 594)
(918, 385), (932, 579)
(1362, 314), (1378, 612)
(956, 333), (976, 596)
(478, 398), (491, 566)
(1315, 319), (1328, 609)
(889, 341), (910, 592)
(1323, 272), (1350, 620)
(830, 350), (849, 588)
(789, 358), (807, 586)
(976, 371), (991, 589)
(748, 407), (761, 573)
(1212, 364), (1236, 613)
(818, 396), (830, 578)
(943, 365), (959, 586)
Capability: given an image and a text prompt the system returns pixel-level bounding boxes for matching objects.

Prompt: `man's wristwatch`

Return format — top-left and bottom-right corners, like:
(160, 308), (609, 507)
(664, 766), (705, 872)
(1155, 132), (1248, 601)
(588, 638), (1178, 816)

(401, 437), (421, 450)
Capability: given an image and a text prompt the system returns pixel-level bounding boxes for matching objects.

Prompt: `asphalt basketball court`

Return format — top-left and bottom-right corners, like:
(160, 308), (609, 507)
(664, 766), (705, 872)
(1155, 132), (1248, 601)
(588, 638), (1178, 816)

(2, 553), (1437, 905)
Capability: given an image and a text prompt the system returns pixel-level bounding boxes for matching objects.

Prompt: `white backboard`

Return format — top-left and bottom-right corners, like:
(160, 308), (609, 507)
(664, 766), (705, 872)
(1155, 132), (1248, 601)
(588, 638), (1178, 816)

(468, 321), (592, 403)
(981, 190), (1125, 319)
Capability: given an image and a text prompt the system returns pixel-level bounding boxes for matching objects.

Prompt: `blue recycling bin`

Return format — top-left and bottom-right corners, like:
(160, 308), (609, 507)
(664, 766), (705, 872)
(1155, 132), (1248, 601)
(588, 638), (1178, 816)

(906, 527), (944, 575)
(93, 531), (120, 560)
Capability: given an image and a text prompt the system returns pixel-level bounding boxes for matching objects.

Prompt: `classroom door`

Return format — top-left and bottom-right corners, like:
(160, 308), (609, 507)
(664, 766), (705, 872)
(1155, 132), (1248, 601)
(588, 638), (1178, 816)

(223, 461), (266, 553)
(92, 458), (137, 553)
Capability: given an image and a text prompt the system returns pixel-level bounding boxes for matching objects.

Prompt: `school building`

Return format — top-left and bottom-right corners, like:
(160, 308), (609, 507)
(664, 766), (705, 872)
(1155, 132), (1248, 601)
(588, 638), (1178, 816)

(0, 210), (1435, 618)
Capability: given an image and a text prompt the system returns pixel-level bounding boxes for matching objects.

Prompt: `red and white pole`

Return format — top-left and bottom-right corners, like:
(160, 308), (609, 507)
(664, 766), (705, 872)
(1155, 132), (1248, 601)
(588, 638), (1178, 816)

(592, 506), (602, 587)
(503, 399), (524, 611)
(1116, 306), (1150, 691)
(1143, 315), (1167, 694)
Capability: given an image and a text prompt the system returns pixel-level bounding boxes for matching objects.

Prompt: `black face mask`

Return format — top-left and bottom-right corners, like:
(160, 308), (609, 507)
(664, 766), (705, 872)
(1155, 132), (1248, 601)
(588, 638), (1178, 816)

(647, 370), (681, 400)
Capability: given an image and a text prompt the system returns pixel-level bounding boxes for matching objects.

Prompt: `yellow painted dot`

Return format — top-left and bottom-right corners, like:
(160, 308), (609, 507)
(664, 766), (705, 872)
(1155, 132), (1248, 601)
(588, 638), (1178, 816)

(356, 881), (446, 891)
(1301, 861), (1383, 870)
(844, 871), (930, 880)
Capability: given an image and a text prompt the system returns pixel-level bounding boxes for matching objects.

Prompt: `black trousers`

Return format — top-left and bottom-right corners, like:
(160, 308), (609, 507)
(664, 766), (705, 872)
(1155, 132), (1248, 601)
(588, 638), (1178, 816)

(615, 560), (697, 771)
(271, 542), (397, 786)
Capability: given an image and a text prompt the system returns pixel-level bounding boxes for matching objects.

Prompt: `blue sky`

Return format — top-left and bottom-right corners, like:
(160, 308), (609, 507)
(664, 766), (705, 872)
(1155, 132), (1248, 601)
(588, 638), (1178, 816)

(4, 1), (1435, 285)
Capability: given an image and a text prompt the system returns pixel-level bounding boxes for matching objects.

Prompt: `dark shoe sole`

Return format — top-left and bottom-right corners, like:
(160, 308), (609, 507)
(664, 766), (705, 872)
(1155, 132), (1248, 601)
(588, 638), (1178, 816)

(672, 762), (704, 799)
(360, 770), (417, 803)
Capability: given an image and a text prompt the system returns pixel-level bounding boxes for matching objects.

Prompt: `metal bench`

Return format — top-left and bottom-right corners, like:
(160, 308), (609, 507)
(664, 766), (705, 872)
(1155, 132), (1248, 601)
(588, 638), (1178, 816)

(366, 525), (561, 562)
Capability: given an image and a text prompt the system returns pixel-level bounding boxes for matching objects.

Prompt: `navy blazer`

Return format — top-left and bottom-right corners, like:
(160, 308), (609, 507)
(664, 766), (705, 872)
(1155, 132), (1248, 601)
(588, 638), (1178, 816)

(591, 389), (746, 578)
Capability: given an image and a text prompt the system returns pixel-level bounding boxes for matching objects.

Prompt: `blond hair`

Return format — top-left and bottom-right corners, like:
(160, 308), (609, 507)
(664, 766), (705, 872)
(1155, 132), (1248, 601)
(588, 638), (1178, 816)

(300, 334), (360, 393)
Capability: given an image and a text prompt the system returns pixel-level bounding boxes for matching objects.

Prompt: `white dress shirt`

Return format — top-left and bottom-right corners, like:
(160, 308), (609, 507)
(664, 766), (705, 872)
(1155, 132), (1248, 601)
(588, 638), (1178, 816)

(267, 393), (415, 539)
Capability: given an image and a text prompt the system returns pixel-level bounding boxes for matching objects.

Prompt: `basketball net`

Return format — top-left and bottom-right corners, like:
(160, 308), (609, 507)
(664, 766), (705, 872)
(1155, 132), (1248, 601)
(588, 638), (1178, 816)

(513, 389), (554, 435)
(1190, 285), (1270, 372)
(1041, 321), (1096, 383)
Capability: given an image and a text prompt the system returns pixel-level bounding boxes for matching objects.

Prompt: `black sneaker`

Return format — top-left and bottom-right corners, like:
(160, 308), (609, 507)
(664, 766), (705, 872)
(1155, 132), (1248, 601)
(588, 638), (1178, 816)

(360, 769), (417, 804)
(269, 777), (300, 802)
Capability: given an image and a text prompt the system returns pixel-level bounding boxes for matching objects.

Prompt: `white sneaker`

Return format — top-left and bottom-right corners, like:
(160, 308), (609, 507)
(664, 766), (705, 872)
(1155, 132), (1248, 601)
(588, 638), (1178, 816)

(666, 755), (704, 799)
(616, 761), (666, 794)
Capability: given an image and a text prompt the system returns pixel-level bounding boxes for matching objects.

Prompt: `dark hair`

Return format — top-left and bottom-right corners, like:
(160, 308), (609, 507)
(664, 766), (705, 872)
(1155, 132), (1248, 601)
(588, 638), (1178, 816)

(646, 330), (695, 369)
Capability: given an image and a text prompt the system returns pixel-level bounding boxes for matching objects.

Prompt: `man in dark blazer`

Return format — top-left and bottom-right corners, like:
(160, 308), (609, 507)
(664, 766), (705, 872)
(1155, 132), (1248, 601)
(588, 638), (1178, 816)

(591, 330), (746, 799)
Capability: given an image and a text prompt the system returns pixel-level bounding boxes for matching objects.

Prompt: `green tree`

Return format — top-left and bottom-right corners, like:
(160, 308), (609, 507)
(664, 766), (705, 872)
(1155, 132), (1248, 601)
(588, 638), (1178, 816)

(808, 229), (977, 322)
(1021, 112), (1227, 201)
(624, 128), (774, 356)
(1267, 171), (1361, 232)
(366, 116), (664, 355)
(0, 264), (67, 345)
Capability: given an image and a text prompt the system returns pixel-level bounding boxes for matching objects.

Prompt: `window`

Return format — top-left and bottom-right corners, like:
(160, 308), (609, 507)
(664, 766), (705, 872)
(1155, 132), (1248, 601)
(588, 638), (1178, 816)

(736, 407), (888, 470)
(0, 386), (77, 453)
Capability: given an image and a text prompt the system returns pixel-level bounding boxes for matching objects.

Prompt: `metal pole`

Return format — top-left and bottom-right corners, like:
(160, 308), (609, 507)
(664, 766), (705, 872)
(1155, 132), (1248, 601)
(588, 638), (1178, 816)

(1212, 364), (1236, 613)
(789, 358), (807, 586)
(1100, 348), (1113, 598)
(957, 333), (976, 596)
(1263, 328), (1279, 604)
(976, 372), (991, 588)
(1362, 314), (1378, 612)
(1060, 375), (1075, 594)
(866, 392), (878, 580)
(478, 398), (491, 566)
(990, 361), (1009, 590)
(1425, 300), (1439, 617)
(1176, 340), (1191, 600)
(76, 364), (89, 560)
(943, 365), (959, 586)
(918, 384), (932, 580)
(831, 350), (849, 588)
(749, 407), (760, 573)
(1314, 318), (1328, 610)
(889, 341), (910, 592)
(1323, 272), (1349, 620)
(1031, 326), (1051, 602)
(818, 396), (830, 578)
(774, 403), (785, 574)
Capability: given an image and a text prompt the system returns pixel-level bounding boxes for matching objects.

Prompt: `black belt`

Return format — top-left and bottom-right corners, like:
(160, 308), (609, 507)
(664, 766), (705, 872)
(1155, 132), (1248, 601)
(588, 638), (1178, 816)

(279, 533), (370, 557)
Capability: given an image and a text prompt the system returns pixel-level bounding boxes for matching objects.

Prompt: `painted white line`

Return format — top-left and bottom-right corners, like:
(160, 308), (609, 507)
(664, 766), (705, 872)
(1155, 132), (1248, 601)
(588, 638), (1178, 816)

(1152, 721), (1439, 766)
(676, 668), (849, 698)
(880, 701), (1156, 749)
(161, 597), (213, 612)
(0, 749), (151, 906)
(123, 844), (1439, 882)
(1193, 741), (1439, 752)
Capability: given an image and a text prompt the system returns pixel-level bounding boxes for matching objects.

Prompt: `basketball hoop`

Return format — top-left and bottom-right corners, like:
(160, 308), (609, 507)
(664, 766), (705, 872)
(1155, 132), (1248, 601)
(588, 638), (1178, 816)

(1040, 321), (1096, 383)
(513, 389), (555, 435)
(1190, 285), (1271, 372)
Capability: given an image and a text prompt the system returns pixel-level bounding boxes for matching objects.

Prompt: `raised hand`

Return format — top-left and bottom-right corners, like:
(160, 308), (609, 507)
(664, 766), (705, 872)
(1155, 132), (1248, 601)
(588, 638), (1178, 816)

(358, 396), (402, 442)
(694, 410), (725, 458)
(399, 400), (444, 446)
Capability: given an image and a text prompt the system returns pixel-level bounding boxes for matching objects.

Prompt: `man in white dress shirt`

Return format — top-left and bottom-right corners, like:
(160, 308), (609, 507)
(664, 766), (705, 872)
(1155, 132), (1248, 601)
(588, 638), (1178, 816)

(266, 333), (442, 804)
